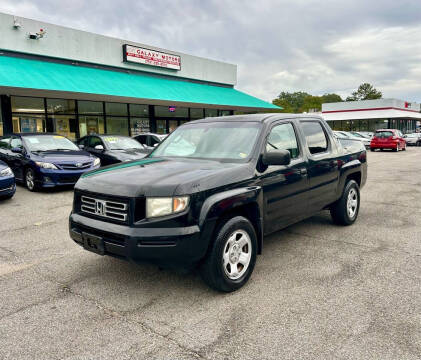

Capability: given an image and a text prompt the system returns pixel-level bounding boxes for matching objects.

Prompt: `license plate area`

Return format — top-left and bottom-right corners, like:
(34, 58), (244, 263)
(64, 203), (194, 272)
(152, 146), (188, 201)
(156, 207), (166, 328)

(82, 232), (104, 255)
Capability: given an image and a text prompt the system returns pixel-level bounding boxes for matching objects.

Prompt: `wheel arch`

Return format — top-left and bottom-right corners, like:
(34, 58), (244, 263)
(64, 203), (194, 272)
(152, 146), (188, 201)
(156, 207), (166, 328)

(199, 187), (264, 255)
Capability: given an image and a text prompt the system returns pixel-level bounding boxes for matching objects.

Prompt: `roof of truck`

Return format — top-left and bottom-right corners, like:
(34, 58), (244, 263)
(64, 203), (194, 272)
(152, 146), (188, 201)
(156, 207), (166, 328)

(190, 113), (323, 124)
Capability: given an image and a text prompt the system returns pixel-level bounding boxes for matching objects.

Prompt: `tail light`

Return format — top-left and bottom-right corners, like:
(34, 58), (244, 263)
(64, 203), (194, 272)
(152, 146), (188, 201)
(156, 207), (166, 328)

(392, 136), (397, 140)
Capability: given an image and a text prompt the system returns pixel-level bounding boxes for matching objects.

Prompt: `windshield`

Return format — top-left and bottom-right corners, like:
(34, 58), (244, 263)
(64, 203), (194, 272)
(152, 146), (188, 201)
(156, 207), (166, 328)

(102, 136), (144, 150)
(151, 122), (261, 161)
(23, 135), (79, 152)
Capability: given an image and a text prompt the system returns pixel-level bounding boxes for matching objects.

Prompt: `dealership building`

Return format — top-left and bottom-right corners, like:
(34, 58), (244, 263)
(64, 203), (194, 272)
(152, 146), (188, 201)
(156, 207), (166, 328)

(322, 98), (421, 133)
(0, 12), (277, 139)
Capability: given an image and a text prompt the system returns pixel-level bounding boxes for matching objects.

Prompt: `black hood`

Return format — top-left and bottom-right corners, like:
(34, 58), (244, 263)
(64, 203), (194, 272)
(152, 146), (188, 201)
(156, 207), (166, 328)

(75, 157), (254, 197)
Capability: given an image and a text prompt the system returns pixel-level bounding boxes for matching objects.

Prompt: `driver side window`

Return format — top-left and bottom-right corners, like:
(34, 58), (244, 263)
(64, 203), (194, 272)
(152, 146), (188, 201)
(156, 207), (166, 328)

(266, 123), (299, 159)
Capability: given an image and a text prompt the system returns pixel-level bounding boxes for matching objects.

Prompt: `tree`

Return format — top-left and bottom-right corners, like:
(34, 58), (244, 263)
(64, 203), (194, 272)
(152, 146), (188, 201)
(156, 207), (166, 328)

(346, 83), (382, 101)
(272, 91), (311, 113)
(272, 91), (343, 113)
(321, 93), (343, 103)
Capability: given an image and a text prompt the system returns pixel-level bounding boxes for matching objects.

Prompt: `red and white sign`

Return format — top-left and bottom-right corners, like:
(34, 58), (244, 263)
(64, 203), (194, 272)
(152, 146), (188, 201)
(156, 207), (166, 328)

(123, 44), (181, 70)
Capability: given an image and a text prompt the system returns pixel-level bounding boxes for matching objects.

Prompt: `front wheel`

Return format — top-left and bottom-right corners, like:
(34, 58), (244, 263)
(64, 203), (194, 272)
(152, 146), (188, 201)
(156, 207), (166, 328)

(200, 216), (257, 292)
(330, 180), (360, 226)
(25, 168), (38, 192)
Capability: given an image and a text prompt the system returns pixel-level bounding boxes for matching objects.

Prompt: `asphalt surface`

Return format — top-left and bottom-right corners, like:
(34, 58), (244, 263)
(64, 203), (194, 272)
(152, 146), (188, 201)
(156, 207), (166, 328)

(1, 147), (420, 360)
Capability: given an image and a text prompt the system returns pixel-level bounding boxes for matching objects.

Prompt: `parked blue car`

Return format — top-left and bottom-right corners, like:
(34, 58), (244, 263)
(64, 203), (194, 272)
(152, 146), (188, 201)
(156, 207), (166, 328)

(0, 160), (16, 199)
(0, 133), (101, 191)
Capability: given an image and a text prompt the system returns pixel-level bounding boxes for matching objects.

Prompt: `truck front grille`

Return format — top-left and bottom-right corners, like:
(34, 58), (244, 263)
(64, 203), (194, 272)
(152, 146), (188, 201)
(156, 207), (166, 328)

(81, 195), (128, 222)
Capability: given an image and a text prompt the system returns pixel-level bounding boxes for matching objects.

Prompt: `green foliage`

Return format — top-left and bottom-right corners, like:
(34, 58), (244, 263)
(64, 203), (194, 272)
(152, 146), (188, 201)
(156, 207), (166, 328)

(346, 83), (382, 101)
(272, 91), (343, 113)
(321, 93), (343, 103)
(272, 83), (382, 113)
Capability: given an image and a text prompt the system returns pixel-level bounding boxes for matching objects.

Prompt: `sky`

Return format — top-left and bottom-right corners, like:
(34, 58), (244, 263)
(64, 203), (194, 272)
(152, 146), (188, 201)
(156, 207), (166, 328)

(1, 0), (421, 103)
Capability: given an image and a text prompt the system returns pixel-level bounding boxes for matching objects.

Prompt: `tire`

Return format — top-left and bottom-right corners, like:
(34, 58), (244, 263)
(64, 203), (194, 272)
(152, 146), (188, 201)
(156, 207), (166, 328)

(370, 148), (375, 152)
(417, 141), (421, 147)
(402, 143), (406, 151)
(200, 216), (257, 292)
(330, 180), (360, 226)
(25, 168), (38, 192)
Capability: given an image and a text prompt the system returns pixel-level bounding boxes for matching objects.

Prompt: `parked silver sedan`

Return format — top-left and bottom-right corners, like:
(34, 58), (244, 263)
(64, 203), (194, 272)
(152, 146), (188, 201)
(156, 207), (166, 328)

(403, 133), (421, 146)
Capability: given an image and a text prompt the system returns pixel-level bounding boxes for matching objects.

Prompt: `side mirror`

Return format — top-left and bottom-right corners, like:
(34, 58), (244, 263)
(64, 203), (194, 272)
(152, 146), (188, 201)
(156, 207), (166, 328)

(262, 149), (291, 166)
(153, 143), (159, 147)
(78, 144), (85, 149)
(11, 147), (23, 154)
(94, 145), (104, 151)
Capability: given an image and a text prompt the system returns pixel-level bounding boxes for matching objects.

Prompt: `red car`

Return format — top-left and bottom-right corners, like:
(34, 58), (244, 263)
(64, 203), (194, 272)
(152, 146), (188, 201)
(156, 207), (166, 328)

(370, 129), (406, 152)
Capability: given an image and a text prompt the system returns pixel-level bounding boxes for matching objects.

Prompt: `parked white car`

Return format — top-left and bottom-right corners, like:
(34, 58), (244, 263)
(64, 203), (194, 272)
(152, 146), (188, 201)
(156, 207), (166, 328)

(403, 133), (421, 146)
(334, 131), (371, 148)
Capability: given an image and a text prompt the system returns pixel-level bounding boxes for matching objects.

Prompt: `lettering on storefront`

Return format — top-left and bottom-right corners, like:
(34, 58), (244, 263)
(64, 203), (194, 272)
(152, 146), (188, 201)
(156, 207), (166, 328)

(123, 44), (181, 70)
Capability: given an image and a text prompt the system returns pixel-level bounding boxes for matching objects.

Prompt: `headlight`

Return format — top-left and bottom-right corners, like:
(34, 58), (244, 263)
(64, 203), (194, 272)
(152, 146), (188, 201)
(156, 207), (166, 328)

(93, 158), (101, 167)
(35, 162), (58, 170)
(0, 167), (13, 177)
(146, 196), (189, 218)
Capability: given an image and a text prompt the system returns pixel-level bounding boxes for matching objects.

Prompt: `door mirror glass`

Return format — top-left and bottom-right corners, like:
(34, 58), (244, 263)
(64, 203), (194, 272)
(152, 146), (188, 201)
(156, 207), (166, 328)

(94, 144), (104, 151)
(262, 149), (291, 166)
(78, 144), (85, 149)
(11, 147), (23, 154)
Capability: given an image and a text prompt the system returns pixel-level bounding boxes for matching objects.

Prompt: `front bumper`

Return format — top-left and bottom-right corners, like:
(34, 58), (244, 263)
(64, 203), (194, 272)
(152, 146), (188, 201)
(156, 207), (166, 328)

(0, 176), (16, 198)
(69, 213), (210, 265)
(35, 166), (100, 188)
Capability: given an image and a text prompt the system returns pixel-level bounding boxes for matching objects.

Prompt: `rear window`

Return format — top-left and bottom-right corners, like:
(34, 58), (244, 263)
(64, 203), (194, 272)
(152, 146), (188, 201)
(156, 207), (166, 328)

(375, 131), (393, 138)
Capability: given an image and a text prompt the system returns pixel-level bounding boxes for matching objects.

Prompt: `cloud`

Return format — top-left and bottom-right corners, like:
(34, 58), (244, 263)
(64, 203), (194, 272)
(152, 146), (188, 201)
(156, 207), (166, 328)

(1, 0), (421, 102)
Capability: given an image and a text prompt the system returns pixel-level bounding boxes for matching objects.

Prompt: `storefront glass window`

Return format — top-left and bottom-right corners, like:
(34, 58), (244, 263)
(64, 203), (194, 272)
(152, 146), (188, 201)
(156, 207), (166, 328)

(11, 97), (44, 113)
(79, 115), (105, 137)
(47, 99), (76, 114)
(169, 120), (178, 133)
(12, 114), (46, 133)
(219, 110), (232, 116)
(0, 102), (3, 136)
(50, 115), (77, 140)
(129, 104), (149, 117)
(205, 109), (218, 117)
(78, 101), (103, 114)
(156, 120), (166, 134)
(106, 117), (129, 136)
(155, 106), (188, 118)
(105, 102), (128, 116)
(190, 108), (204, 119)
(130, 118), (150, 135)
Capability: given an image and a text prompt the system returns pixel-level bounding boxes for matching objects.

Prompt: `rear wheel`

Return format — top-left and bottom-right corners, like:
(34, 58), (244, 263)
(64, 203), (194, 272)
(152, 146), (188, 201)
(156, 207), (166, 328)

(417, 141), (421, 147)
(402, 142), (406, 151)
(25, 168), (38, 192)
(200, 216), (257, 292)
(330, 180), (360, 226)
(370, 148), (375, 152)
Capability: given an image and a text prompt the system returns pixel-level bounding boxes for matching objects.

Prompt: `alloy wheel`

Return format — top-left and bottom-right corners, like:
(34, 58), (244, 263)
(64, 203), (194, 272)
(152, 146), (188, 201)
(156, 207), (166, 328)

(347, 188), (358, 219)
(222, 230), (252, 280)
(26, 169), (35, 190)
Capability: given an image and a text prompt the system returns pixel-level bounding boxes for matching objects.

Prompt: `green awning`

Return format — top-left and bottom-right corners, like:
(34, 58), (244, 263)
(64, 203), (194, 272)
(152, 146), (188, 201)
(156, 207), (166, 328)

(0, 55), (278, 110)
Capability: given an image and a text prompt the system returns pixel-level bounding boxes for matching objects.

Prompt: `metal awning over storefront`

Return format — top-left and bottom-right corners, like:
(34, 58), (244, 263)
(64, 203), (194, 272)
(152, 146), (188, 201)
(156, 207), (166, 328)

(0, 55), (278, 111)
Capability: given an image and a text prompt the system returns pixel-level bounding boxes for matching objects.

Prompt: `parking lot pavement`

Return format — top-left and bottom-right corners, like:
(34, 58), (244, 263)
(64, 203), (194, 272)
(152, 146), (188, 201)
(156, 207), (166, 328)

(1, 147), (421, 360)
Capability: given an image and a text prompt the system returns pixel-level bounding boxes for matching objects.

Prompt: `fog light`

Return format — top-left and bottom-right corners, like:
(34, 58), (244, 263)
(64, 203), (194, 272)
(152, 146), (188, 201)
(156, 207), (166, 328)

(43, 177), (52, 183)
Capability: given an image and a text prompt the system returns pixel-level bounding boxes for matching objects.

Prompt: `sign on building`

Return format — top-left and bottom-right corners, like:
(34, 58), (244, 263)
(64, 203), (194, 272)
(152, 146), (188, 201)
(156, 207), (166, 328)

(123, 44), (181, 70)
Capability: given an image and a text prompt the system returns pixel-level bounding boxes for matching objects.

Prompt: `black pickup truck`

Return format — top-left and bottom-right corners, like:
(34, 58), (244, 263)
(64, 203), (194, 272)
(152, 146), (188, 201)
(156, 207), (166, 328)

(69, 114), (367, 292)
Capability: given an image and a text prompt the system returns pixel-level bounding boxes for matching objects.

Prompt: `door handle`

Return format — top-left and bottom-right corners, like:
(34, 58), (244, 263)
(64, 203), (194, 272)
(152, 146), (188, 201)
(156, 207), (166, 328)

(299, 168), (307, 175)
